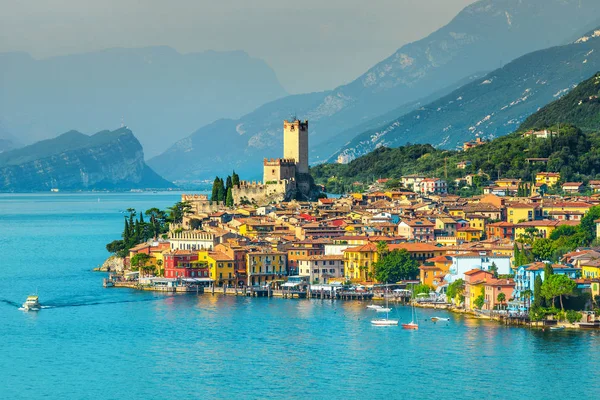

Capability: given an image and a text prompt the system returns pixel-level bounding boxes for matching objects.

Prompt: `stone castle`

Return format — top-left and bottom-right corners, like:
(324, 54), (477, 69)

(232, 119), (317, 204)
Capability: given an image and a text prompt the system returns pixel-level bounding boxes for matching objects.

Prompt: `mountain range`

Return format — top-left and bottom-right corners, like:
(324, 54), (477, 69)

(0, 47), (287, 157)
(313, 70), (600, 193)
(0, 128), (172, 191)
(332, 28), (600, 162)
(149, 0), (600, 181)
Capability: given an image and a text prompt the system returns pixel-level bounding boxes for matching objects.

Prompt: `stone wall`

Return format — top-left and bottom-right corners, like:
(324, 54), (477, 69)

(232, 180), (295, 205)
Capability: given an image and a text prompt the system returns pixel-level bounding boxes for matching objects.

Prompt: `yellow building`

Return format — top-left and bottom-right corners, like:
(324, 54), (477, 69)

(541, 201), (593, 219)
(535, 172), (560, 187)
(514, 220), (578, 240)
(506, 203), (541, 224)
(457, 227), (483, 242)
(419, 255), (452, 288)
(581, 259), (600, 279)
(246, 250), (287, 287)
(198, 250), (235, 286)
(467, 215), (486, 232)
(447, 206), (465, 219)
(343, 242), (378, 282)
(495, 178), (522, 188)
(238, 220), (276, 238)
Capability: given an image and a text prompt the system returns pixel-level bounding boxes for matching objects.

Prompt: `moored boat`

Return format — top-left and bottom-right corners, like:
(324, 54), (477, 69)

(549, 325), (566, 331)
(366, 304), (383, 309)
(372, 319), (399, 326)
(22, 295), (41, 311)
(402, 300), (419, 330)
(371, 286), (398, 326)
(402, 322), (419, 330)
(431, 317), (450, 322)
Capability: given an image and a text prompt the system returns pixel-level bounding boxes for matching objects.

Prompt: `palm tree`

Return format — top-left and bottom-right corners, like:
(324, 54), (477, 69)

(497, 292), (506, 311)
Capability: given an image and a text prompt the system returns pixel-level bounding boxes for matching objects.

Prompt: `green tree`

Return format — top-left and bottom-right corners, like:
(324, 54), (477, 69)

(489, 262), (498, 278)
(232, 170), (240, 187)
(373, 249), (419, 283)
(474, 288), (485, 309)
(580, 206), (600, 244)
(566, 310), (582, 324)
(497, 292), (506, 309)
(533, 274), (544, 308)
(226, 186), (234, 207)
(542, 274), (576, 311)
(412, 284), (432, 296)
(130, 253), (151, 271)
(106, 240), (125, 255)
(532, 238), (556, 261)
(168, 201), (192, 224)
(446, 279), (465, 304)
(211, 176), (220, 202)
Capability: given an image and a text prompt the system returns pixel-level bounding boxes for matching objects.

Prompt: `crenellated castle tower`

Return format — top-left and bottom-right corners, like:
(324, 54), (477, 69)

(283, 120), (309, 175)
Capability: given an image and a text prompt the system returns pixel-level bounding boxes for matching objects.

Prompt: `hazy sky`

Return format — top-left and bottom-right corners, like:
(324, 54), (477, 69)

(0, 0), (476, 93)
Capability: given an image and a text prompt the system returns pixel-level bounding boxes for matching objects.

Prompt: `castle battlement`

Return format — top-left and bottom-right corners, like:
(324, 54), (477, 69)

(283, 120), (308, 131)
(263, 158), (296, 166)
(182, 194), (209, 202)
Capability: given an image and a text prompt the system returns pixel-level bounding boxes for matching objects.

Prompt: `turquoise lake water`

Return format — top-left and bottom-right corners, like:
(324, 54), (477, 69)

(1, 193), (600, 400)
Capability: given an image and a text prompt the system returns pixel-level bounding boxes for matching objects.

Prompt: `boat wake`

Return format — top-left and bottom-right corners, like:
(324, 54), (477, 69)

(0, 299), (21, 308)
(2, 297), (161, 310)
(42, 297), (162, 309)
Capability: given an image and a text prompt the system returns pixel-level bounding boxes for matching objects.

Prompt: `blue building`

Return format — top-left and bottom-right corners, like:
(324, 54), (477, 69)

(512, 262), (580, 310)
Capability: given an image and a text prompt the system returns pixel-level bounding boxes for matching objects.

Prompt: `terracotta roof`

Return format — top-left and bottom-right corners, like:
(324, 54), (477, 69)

(344, 242), (378, 253)
(388, 243), (442, 252)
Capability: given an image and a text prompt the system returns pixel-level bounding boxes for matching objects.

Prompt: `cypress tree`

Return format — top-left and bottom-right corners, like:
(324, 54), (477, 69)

(218, 178), (226, 202)
(211, 176), (220, 202)
(232, 170), (240, 187)
(226, 187), (234, 207)
(226, 175), (233, 192)
(123, 218), (130, 242)
(533, 274), (544, 308)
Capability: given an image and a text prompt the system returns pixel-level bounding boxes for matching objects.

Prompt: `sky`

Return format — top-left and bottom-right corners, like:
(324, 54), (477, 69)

(0, 0), (477, 94)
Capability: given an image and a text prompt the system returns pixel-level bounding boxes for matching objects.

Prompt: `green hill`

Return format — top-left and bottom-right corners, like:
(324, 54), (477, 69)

(312, 124), (600, 194)
(521, 72), (600, 131)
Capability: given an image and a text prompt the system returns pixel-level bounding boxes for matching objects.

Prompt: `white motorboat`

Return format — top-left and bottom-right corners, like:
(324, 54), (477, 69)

(366, 304), (383, 309)
(431, 317), (450, 322)
(375, 307), (392, 312)
(22, 295), (41, 311)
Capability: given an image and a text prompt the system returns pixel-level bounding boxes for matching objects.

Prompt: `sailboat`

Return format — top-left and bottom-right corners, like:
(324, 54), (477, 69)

(402, 299), (419, 330)
(371, 285), (398, 326)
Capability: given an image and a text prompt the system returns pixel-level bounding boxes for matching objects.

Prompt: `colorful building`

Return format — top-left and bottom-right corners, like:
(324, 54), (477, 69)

(198, 250), (235, 287)
(535, 172), (560, 187)
(343, 242), (378, 282)
(246, 250), (287, 287)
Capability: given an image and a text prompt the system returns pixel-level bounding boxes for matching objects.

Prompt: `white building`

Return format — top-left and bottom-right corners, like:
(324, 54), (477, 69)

(419, 178), (448, 195)
(169, 230), (216, 251)
(447, 253), (512, 281)
(298, 255), (344, 283)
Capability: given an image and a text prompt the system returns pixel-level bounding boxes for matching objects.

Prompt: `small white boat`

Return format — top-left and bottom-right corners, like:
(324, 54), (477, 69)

(22, 295), (41, 311)
(371, 318), (399, 326)
(366, 304), (383, 309)
(549, 325), (566, 331)
(431, 317), (450, 322)
(371, 286), (398, 326)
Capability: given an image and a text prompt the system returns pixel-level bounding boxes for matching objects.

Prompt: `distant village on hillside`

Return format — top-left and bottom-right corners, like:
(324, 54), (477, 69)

(104, 122), (600, 327)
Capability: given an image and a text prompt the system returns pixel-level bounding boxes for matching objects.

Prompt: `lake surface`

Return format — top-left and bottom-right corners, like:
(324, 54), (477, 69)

(1, 193), (600, 400)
